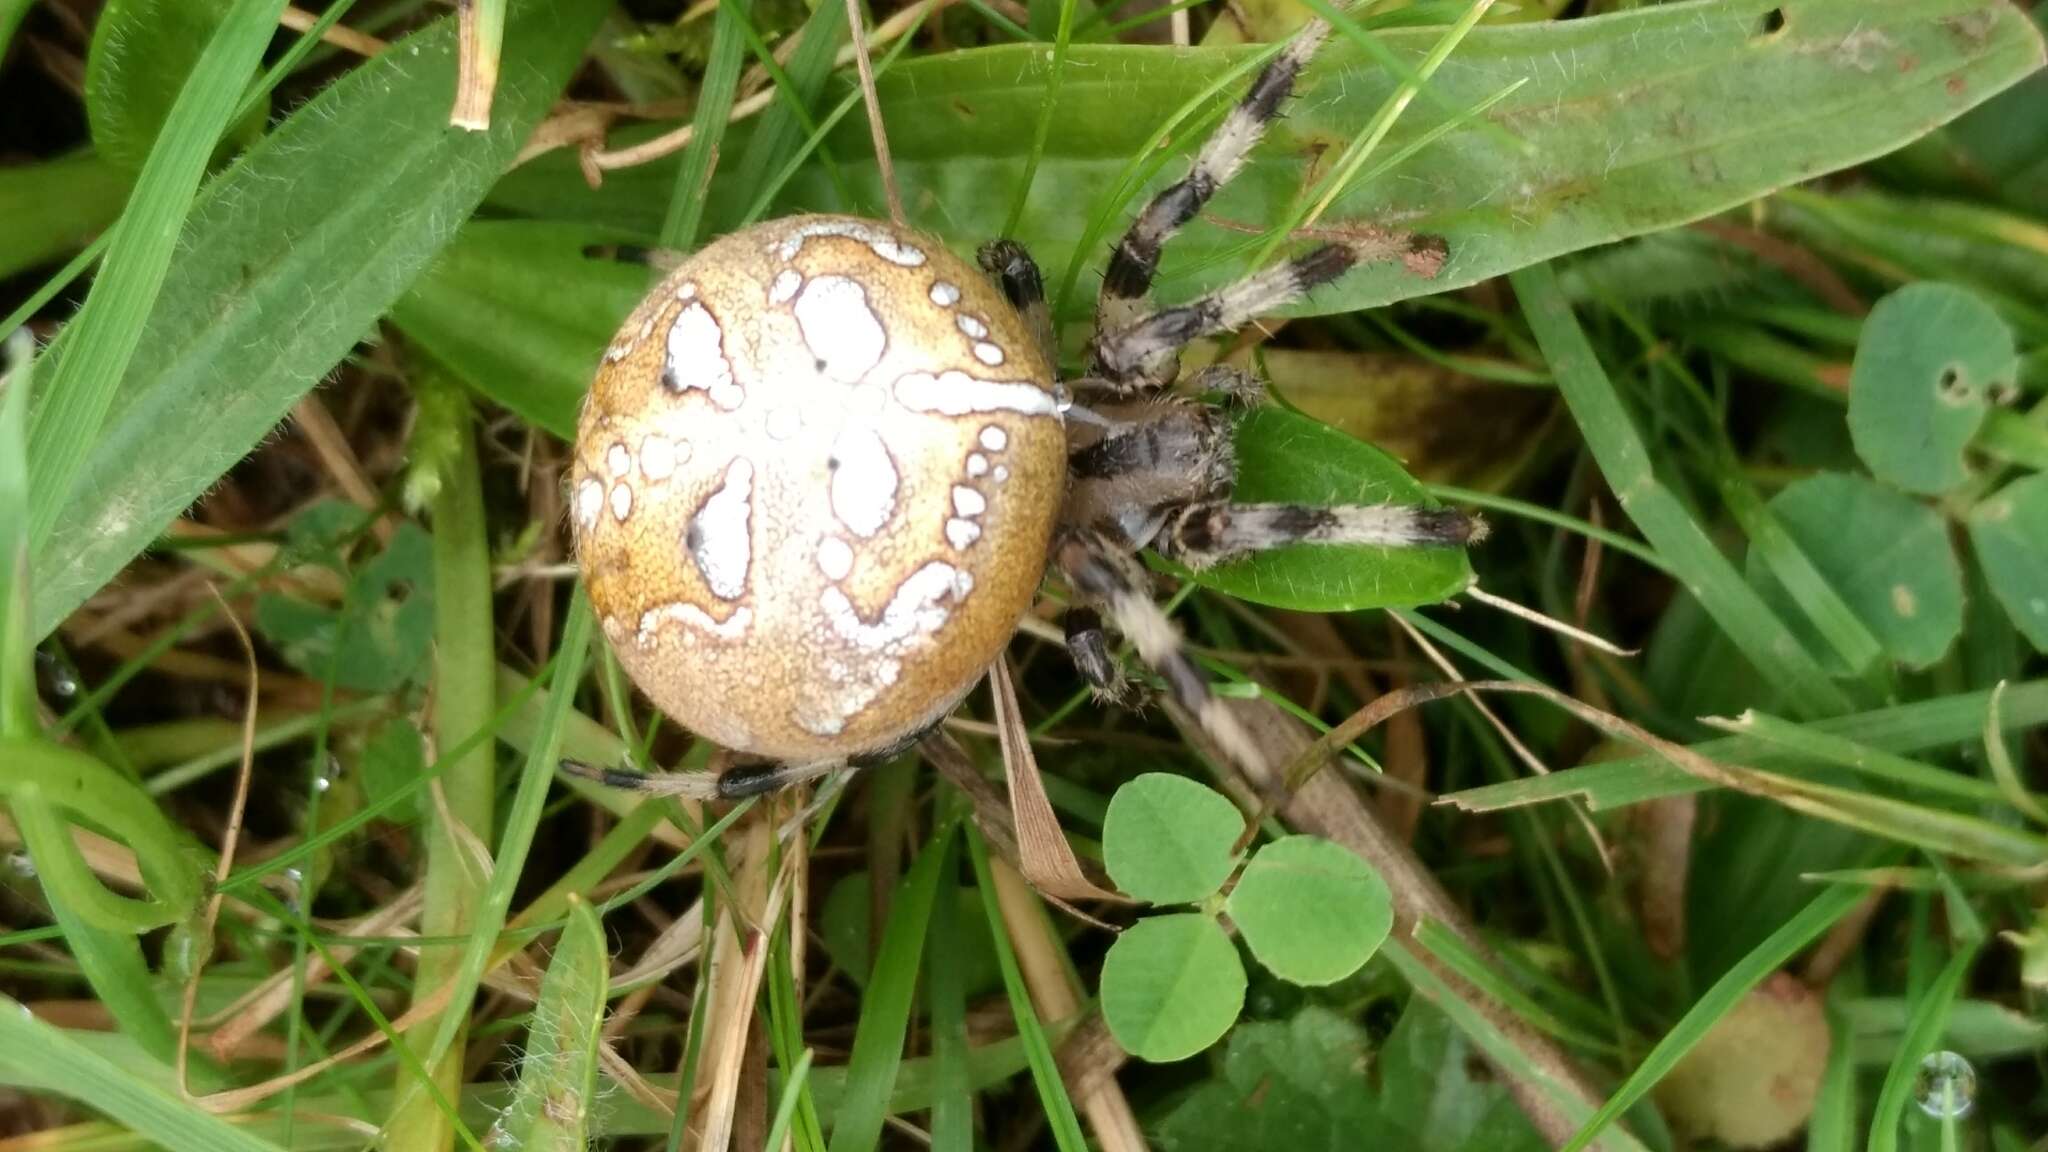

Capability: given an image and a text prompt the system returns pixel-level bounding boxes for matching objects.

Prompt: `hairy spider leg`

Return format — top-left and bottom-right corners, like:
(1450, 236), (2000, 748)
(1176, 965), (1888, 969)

(1092, 18), (1333, 379)
(1162, 500), (1488, 569)
(1091, 243), (1356, 387)
(1053, 528), (1269, 777)
(978, 239), (1056, 366)
(1062, 605), (1141, 707)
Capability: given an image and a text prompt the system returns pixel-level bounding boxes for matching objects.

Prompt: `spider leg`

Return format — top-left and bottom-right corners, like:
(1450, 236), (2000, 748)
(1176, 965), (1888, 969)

(1092, 243), (1355, 387)
(1095, 18), (1333, 358)
(979, 238), (1056, 367)
(1160, 500), (1489, 570)
(1052, 529), (1268, 778)
(1064, 606), (1140, 707)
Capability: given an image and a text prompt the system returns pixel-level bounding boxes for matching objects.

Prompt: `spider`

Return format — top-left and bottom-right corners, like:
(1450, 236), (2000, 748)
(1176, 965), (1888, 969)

(563, 18), (1483, 800)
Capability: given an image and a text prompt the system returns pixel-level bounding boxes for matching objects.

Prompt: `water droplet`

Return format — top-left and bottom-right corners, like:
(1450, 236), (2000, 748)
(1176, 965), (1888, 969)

(1051, 382), (1074, 413)
(6, 852), (34, 878)
(313, 753), (343, 794)
(1914, 1050), (1976, 1119)
(34, 650), (77, 698)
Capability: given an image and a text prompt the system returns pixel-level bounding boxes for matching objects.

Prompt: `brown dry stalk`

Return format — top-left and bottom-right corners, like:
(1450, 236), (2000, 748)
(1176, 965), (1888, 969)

(177, 586), (262, 1095)
(450, 0), (500, 131)
(989, 660), (1124, 903)
(987, 859), (1151, 1152)
(279, 5), (387, 56)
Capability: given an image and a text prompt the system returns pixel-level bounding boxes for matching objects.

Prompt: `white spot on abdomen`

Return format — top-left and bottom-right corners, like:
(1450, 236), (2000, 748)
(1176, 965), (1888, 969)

(930, 281), (960, 307)
(980, 426), (1008, 451)
(766, 407), (803, 441)
(795, 276), (887, 383)
(820, 561), (971, 652)
(829, 426), (898, 538)
(770, 269), (803, 304)
(666, 303), (744, 410)
(946, 520), (981, 549)
(639, 603), (751, 644)
(688, 457), (754, 601)
(610, 483), (634, 521)
(818, 536), (854, 581)
(607, 443), (632, 477)
(575, 478), (603, 531)
(640, 434), (682, 481)
(894, 371), (1062, 418)
(951, 486), (986, 517)
(957, 314), (988, 339)
(973, 342), (1005, 366)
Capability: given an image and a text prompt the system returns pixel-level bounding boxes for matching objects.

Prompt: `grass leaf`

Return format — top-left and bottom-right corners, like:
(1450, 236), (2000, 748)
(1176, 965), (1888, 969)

(29, 0), (610, 640)
(488, 896), (609, 1151)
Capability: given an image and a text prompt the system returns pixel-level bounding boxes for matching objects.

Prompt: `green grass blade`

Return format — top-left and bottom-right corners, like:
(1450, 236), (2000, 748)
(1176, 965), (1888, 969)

(25, 0), (286, 550)
(962, 825), (1090, 1152)
(662, 0), (748, 250)
(1001, 0), (1078, 237)
(830, 822), (954, 1152)
(1867, 942), (1982, 1152)
(390, 382), (500, 1149)
(1558, 881), (1869, 1152)
(489, 895), (610, 1151)
(1512, 260), (1852, 717)
(28, 0), (609, 641)
(1445, 680), (2048, 814)
(926, 839), (974, 1152)
(0, 996), (284, 1151)
(415, 593), (594, 1090)
(0, 330), (32, 737)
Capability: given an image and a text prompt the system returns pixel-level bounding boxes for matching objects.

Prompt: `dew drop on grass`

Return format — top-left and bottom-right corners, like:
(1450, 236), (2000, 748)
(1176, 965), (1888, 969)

(5, 852), (33, 878)
(1914, 1050), (1977, 1119)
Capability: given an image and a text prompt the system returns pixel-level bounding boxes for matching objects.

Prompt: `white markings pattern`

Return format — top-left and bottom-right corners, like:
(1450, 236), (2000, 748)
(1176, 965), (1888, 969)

(770, 269), (803, 304)
(797, 562), (974, 736)
(829, 426), (898, 538)
(946, 520), (982, 549)
(610, 482), (634, 521)
(979, 426), (1008, 451)
(956, 314), (988, 339)
(966, 453), (989, 478)
(666, 303), (744, 410)
(893, 371), (1062, 418)
(689, 457), (754, 601)
(639, 602), (751, 644)
(794, 276), (886, 383)
(607, 443), (632, 477)
(773, 218), (927, 266)
(973, 342), (1005, 366)
(766, 407), (803, 441)
(951, 486), (987, 517)
(930, 281), (960, 307)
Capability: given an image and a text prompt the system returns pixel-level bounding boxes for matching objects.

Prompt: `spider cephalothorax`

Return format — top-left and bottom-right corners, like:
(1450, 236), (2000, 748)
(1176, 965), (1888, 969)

(567, 17), (1483, 799)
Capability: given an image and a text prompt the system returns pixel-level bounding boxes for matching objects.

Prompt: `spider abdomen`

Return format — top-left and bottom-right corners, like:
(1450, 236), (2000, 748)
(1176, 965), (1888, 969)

(572, 214), (1066, 763)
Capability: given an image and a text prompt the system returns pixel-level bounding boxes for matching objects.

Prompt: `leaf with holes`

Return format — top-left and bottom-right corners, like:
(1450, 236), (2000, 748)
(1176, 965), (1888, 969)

(1100, 912), (1246, 1062)
(1848, 282), (2018, 495)
(488, 0), (2045, 322)
(1227, 835), (1392, 986)
(1102, 772), (1244, 905)
(1744, 472), (1964, 672)
(1968, 474), (2048, 652)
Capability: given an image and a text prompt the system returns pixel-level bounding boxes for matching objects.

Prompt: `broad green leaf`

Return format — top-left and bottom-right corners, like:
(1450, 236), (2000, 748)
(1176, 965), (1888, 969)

(0, 997), (285, 1152)
(1100, 912), (1245, 1062)
(29, 0), (611, 642)
(1848, 282), (2017, 494)
(389, 221), (652, 439)
(1375, 999), (1549, 1152)
(489, 0), (2046, 322)
(489, 896), (608, 1152)
(253, 517), (437, 694)
(1151, 1007), (1398, 1152)
(84, 0), (267, 172)
(1185, 404), (1474, 611)
(1744, 472), (1964, 671)
(1226, 835), (1391, 986)
(0, 154), (128, 284)
(1967, 474), (2048, 651)
(1101, 772), (1244, 905)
